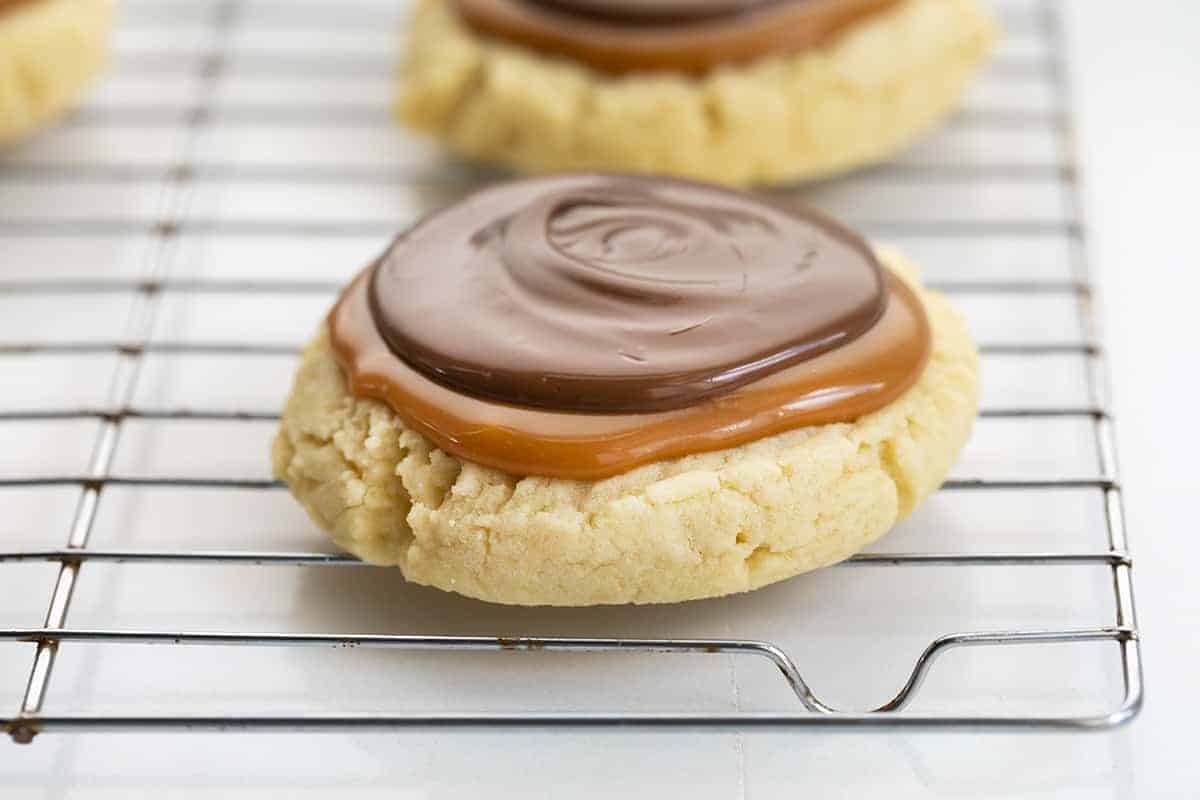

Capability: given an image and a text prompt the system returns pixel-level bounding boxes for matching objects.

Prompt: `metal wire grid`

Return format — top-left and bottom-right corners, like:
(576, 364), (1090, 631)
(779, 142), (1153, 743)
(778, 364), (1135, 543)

(0, 0), (1141, 741)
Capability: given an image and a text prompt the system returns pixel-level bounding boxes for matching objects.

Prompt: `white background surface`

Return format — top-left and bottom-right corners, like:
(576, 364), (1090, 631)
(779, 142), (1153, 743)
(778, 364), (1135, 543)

(1063, 1), (1200, 795)
(0, 0), (1197, 796)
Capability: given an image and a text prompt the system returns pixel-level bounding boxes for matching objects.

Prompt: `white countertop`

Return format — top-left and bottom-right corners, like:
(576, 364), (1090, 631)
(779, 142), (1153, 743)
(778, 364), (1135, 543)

(1061, 1), (1200, 795)
(0, 0), (1197, 796)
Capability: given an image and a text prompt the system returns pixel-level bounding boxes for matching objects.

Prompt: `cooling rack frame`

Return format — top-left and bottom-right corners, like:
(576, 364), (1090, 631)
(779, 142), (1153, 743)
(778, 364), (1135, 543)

(0, 0), (1142, 743)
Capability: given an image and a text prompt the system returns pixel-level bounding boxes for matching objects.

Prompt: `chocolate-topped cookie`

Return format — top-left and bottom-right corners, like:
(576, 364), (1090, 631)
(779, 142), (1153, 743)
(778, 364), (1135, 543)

(272, 174), (978, 605)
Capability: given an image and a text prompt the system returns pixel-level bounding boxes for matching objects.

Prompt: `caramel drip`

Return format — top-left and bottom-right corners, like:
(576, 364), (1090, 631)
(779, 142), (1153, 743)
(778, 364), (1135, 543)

(330, 267), (929, 480)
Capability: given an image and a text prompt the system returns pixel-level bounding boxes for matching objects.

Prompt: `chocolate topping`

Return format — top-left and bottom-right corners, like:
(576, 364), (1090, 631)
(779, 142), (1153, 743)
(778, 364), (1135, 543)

(327, 174), (932, 479)
(368, 174), (886, 413)
(451, 0), (900, 73)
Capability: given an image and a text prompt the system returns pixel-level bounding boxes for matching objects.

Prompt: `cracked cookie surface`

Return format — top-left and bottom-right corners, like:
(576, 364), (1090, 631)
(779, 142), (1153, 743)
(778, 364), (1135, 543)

(272, 249), (978, 605)
(396, 0), (995, 185)
(0, 0), (112, 145)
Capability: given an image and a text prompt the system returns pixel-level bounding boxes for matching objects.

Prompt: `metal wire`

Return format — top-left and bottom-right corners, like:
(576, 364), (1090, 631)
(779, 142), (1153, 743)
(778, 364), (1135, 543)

(0, 0), (1143, 743)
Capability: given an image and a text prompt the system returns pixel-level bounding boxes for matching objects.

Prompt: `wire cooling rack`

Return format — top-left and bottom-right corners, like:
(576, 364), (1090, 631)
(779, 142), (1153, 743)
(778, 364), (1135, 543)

(0, 0), (1141, 742)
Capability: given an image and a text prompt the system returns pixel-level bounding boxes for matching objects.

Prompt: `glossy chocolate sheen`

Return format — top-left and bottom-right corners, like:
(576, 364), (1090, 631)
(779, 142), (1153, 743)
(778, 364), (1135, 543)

(368, 174), (886, 413)
(451, 0), (900, 74)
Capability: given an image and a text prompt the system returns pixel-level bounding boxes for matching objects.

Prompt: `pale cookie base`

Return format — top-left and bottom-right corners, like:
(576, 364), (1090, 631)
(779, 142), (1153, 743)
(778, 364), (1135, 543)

(397, 0), (996, 185)
(0, 0), (113, 145)
(273, 250), (978, 606)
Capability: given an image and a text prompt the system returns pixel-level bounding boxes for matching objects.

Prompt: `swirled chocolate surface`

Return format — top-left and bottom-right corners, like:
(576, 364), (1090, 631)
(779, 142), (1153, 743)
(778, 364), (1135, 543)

(369, 174), (885, 413)
(450, 0), (900, 74)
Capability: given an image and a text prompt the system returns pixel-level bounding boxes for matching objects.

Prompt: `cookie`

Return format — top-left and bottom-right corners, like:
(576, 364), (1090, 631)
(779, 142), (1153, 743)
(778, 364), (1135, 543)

(0, 0), (113, 145)
(397, 0), (996, 185)
(273, 246), (978, 606)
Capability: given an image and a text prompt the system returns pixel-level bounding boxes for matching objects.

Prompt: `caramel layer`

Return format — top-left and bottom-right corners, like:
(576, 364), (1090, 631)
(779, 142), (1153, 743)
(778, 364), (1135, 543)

(329, 266), (929, 480)
(451, 0), (900, 74)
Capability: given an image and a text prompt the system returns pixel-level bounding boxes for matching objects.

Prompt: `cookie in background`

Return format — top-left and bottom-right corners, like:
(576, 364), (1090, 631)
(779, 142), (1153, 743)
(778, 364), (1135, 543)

(0, 0), (113, 145)
(397, 0), (996, 185)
